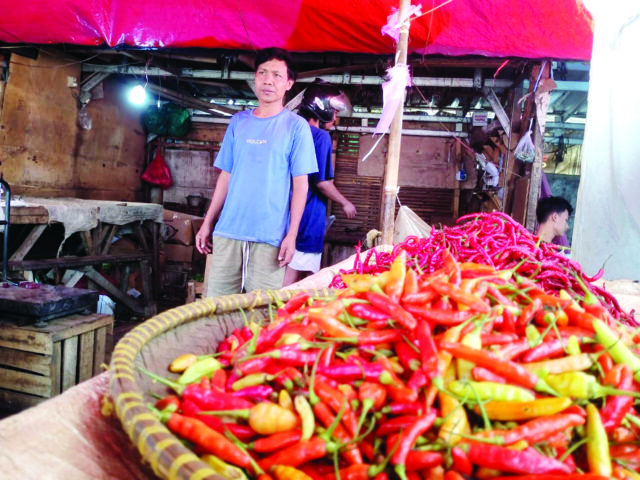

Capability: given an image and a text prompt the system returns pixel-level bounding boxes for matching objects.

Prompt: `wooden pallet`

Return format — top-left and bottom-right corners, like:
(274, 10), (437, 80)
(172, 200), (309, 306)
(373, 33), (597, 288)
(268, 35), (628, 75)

(0, 313), (114, 411)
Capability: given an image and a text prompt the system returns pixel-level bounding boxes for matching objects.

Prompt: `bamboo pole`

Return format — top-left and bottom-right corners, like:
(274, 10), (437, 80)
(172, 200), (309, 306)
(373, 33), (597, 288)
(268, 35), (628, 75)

(381, 0), (411, 245)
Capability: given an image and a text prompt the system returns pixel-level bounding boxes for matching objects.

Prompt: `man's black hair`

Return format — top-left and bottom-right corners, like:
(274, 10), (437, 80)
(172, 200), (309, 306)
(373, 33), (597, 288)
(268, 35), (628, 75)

(536, 196), (574, 224)
(254, 48), (296, 81)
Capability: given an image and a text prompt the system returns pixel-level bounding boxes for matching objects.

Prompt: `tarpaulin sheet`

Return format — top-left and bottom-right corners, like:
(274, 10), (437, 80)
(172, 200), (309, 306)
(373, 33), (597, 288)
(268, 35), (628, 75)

(572, 1), (640, 280)
(0, 0), (592, 60)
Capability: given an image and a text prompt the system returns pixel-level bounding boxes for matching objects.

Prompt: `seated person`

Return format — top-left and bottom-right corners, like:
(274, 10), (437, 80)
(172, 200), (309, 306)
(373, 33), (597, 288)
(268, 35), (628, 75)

(536, 196), (573, 243)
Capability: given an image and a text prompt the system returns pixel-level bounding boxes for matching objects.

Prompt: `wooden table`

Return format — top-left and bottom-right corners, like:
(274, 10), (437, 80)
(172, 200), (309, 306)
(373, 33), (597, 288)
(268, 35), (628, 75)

(4, 198), (162, 317)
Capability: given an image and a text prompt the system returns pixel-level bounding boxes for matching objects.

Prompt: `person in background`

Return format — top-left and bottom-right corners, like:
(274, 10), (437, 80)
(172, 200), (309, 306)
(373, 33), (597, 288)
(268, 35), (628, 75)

(536, 196), (573, 244)
(283, 81), (357, 286)
(195, 48), (318, 297)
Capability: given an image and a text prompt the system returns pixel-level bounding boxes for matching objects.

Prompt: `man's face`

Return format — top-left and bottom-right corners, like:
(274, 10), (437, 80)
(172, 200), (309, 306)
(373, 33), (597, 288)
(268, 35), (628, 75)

(552, 210), (570, 236)
(254, 59), (294, 106)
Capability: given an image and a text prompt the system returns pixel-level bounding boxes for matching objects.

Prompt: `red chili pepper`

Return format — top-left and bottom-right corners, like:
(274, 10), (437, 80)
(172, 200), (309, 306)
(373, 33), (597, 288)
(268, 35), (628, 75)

(154, 394), (180, 411)
(402, 290), (437, 305)
(376, 356), (418, 403)
(256, 317), (294, 353)
(403, 266), (419, 296)
(416, 319), (439, 377)
(444, 472), (465, 480)
(439, 341), (543, 391)
(309, 307), (359, 338)
(358, 381), (387, 410)
(501, 307), (517, 333)
(326, 465), (370, 480)
(281, 292), (310, 314)
(231, 385), (274, 402)
(517, 298), (543, 327)
(223, 423), (257, 442)
(405, 305), (474, 326)
(252, 430), (302, 453)
(211, 368), (227, 391)
(476, 413), (585, 445)
(347, 303), (389, 323)
(183, 384), (254, 411)
(312, 401), (363, 465)
(259, 437), (330, 471)
(357, 329), (403, 345)
(601, 364), (635, 431)
(480, 332), (519, 345)
(521, 339), (567, 363)
(465, 443), (571, 475)
(382, 401), (424, 416)
(317, 362), (385, 382)
(472, 366), (507, 384)
(318, 343), (336, 368)
(238, 356), (275, 375)
(486, 284), (517, 308)
(407, 368), (428, 391)
(391, 410), (437, 479)
(441, 249), (461, 287)
(495, 338), (532, 361)
(593, 344), (614, 374)
(404, 450), (443, 471)
(181, 399), (225, 432)
(451, 446), (472, 476)
(365, 291), (417, 331)
(430, 280), (490, 313)
(299, 464), (326, 480)
(314, 377), (359, 437)
(395, 341), (421, 371)
(377, 415), (419, 436)
(491, 476), (609, 480)
(166, 413), (252, 469)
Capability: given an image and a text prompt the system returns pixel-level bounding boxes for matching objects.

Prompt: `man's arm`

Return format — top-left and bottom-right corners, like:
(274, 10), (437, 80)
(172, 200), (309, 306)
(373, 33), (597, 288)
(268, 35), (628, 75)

(278, 174), (309, 267)
(195, 171), (230, 254)
(317, 180), (357, 219)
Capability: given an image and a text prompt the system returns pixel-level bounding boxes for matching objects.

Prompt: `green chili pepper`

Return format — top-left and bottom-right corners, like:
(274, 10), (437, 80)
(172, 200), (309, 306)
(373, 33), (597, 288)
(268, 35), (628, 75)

(593, 318), (640, 383)
(586, 403), (612, 476)
(177, 356), (222, 385)
(448, 380), (535, 402)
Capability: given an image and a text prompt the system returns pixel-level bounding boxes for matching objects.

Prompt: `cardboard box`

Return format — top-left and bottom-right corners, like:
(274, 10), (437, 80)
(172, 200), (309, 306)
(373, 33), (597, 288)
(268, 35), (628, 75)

(163, 244), (205, 264)
(162, 210), (204, 246)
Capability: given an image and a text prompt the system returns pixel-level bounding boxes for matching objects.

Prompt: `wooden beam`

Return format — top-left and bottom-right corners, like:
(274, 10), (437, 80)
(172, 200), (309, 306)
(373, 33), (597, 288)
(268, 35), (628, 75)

(145, 83), (236, 116)
(381, 0), (411, 245)
(9, 224), (47, 261)
(8, 253), (153, 271)
(482, 87), (511, 137)
(82, 267), (142, 314)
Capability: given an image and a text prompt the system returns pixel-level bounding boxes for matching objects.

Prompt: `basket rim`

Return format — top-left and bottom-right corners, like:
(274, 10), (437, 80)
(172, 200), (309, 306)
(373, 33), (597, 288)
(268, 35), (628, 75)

(108, 288), (333, 480)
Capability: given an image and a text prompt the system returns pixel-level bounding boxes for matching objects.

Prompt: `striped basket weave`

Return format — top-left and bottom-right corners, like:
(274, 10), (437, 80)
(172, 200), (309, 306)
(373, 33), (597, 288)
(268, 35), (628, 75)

(109, 288), (332, 480)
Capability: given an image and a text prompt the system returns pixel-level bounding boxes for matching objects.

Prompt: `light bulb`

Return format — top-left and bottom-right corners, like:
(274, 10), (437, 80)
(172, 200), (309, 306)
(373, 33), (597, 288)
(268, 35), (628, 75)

(129, 85), (147, 105)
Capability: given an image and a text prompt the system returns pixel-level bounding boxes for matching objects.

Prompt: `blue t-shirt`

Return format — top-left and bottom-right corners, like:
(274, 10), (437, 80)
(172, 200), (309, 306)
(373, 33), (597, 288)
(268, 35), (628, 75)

(214, 109), (318, 247)
(296, 126), (334, 253)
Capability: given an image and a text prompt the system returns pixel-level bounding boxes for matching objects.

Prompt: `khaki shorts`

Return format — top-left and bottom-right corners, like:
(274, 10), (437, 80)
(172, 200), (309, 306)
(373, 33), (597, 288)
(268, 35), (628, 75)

(205, 235), (285, 298)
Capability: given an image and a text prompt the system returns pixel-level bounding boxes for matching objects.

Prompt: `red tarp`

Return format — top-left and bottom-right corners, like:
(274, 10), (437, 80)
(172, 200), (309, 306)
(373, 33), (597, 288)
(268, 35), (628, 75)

(0, 0), (593, 60)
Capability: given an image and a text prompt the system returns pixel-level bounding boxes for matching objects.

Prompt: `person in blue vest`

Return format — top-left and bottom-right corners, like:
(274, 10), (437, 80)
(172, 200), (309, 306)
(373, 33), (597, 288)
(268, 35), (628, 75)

(283, 81), (356, 286)
(195, 48), (318, 296)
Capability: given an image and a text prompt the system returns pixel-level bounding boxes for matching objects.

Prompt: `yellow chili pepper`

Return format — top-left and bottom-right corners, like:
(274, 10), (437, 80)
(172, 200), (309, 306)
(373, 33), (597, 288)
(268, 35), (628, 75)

(201, 455), (248, 480)
(473, 397), (573, 421)
(438, 367), (470, 445)
(278, 389), (294, 412)
(294, 395), (315, 441)
(522, 353), (593, 375)
(586, 403), (612, 477)
(168, 353), (197, 373)
(448, 380), (535, 402)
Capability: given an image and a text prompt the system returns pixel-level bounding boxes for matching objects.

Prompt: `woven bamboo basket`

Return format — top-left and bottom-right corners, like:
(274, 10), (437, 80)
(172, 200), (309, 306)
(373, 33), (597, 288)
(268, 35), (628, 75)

(109, 288), (333, 480)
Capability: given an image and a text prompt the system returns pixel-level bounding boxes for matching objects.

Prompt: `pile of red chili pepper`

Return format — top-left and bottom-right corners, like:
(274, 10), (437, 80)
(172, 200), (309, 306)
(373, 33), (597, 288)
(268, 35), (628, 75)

(328, 211), (635, 326)
(145, 251), (640, 480)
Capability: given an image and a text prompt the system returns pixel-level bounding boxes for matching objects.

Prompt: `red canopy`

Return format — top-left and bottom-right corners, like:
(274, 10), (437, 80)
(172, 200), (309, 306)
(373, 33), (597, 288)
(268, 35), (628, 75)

(1, 0), (592, 60)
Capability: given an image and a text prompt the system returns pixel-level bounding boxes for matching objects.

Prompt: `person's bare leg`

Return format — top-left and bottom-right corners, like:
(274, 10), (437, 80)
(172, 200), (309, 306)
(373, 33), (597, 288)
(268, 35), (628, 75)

(283, 266), (306, 287)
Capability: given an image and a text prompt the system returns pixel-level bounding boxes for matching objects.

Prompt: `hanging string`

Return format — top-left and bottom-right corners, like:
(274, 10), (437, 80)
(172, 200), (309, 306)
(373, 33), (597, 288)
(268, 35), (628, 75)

(235, 0), (257, 52)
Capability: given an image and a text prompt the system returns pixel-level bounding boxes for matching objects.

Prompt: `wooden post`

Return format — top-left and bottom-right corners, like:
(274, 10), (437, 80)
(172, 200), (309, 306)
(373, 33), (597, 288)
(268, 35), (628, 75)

(381, 0), (410, 245)
(525, 63), (551, 232)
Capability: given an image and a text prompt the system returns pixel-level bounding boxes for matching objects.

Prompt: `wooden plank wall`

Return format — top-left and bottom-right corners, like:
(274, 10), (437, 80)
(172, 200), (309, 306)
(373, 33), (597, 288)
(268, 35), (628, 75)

(0, 54), (146, 201)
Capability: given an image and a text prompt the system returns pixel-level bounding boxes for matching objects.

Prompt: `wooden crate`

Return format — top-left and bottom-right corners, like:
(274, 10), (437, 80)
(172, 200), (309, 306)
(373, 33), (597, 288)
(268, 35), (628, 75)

(0, 313), (114, 411)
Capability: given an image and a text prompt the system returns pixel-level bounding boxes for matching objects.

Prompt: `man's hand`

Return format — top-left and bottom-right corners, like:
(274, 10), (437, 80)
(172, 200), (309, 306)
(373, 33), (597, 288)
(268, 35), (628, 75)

(195, 224), (213, 254)
(278, 233), (296, 268)
(342, 201), (357, 219)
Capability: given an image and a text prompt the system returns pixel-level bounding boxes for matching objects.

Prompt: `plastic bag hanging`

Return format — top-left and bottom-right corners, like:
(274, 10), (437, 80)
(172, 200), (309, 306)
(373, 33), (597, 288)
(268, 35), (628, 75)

(514, 121), (536, 163)
(141, 148), (172, 189)
(373, 64), (411, 136)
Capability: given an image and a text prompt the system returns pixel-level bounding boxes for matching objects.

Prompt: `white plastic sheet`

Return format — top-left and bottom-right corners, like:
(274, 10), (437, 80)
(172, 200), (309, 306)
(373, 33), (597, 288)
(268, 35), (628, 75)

(572, 1), (640, 280)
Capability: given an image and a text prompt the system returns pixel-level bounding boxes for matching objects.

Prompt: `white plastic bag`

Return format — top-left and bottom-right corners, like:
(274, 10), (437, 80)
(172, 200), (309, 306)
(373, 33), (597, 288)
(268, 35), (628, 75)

(514, 129), (535, 162)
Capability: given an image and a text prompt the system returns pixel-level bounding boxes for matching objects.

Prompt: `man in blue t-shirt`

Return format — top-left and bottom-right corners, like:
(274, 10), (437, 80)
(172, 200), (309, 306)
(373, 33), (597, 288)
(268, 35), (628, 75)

(283, 82), (356, 286)
(195, 48), (318, 296)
